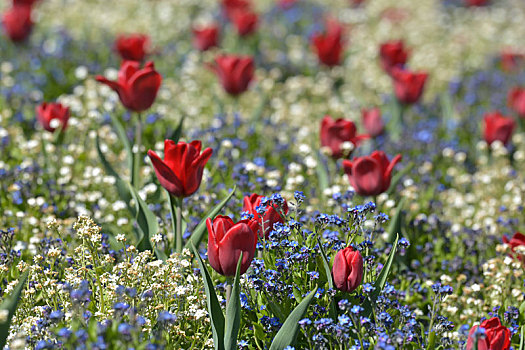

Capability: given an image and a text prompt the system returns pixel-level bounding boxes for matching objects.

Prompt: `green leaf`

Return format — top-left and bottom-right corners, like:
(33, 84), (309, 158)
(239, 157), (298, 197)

(0, 270), (29, 349)
(184, 187), (237, 249)
(362, 235), (399, 318)
(192, 244), (225, 350)
(170, 117), (185, 144)
(109, 113), (133, 169)
(315, 153), (330, 192)
(519, 325), (525, 350)
(316, 237), (337, 321)
(387, 162), (414, 196)
(224, 254), (243, 350)
(386, 197), (406, 243)
(269, 287), (318, 350)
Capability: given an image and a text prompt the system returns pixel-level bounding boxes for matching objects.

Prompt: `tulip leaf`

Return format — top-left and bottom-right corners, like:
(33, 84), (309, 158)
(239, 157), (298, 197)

(387, 162), (414, 196)
(316, 237), (337, 321)
(108, 113), (133, 169)
(192, 244), (225, 350)
(269, 287), (318, 350)
(184, 186), (237, 249)
(386, 197), (406, 243)
(362, 235), (399, 318)
(0, 270), (29, 349)
(224, 253), (243, 350)
(170, 117), (184, 144)
(519, 325), (525, 350)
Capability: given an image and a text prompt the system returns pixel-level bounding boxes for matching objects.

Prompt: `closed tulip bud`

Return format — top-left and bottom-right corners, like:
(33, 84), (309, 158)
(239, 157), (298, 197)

(361, 108), (384, 138)
(211, 55), (254, 96)
(13, 0), (39, 5)
(320, 115), (369, 159)
(148, 140), (213, 198)
(207, 215), (257, 276)
(2, 4), (33, 43)
(36, 103), (70, 133)
(379, 40), (409, 74)
(483, 112), (515, 146)
(96, 61), (162, 112)
(501, 50), (524, 72)
(221, 0), (251, 20)
(508, 87), (525, 118)
(332, 247), (363, 293)
(243, 193), (288, 239)
(114, 34), (150, 61)
(343, 151), (402, 196)
(231, 10), (258, 37)
(192, 25), (219, 51)
(465, 0), (488, 6)
(391, 67), (428, 105)
(466, 317), (510, 350)
(503, 232), (525, 263)
(311, 19), (345, 67)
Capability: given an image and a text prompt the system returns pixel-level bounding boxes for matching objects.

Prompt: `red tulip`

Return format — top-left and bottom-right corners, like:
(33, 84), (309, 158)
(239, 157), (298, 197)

(36, 102), (70, 133)
(211, 55), (254, 96)
(2, 4), (33, 43)
(96, 61), (162, 112)
(391, 67), (428, 105)
(147, 140), (213, 198)
(350, 0), (366, 6)
(503, 232), (525, 263)
(243, 193), (288, 239)
(114, 34), (150, 61)
(466, 317), (510, 350)
(465, 0), (488, 6)
(231, 10), (258, 37)
(483, 112), (515, 146)
(508, 87), (525, 118)
(207, 215), (257, 276)
(13, 0), (39, 5)
(311, 19), (345, 67)
(332, 247), (363, 293)
(222, 0), (251, 20)
(277, 0), (297, 9)
(342, 151), (402, 196)
(361, 108), (384, 138)
(320, 115), (369, 159)
(501, 50), (524, 72)
(192, 25), (219, 51)
(379, 40), (409, 74)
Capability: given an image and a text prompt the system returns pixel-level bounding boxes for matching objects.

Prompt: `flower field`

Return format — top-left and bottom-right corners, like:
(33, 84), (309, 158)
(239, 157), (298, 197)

(1, 0), (525, 348)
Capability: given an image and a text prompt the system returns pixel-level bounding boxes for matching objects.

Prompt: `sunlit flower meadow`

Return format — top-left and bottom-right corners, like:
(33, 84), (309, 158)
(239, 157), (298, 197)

(1, 0), (525, 349)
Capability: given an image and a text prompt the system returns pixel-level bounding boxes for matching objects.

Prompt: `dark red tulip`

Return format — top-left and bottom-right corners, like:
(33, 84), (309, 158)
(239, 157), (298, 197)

(211, 55), (254, 96)
(36, 102), (70, 133)
(379, 40), (409, 74)
(320, 115), (369, 159)
(13, 0), (39, 5)
(332, 247), (363, 293)
(114, 34), (150, 61)
(501, 50), (524, 72)
(231, 10), (258, 37)
(342, 151), (402, 196)
(391, 67), (428, 105)
(277, 0), (297, 9)
(466, 317), (510, 350)
(508, 87), (525, 118)
(2, 4), (33, 43)
(361, 108), (384, 138)
(483, 112), (515, 146)
(503, 232), (525, 263)
(96, 61), (162, 112)
(207, 215), (257, 276)
(147, 140), (213, 198)
(465, 0), (488, 6)
(243, 193), (289, 239)
(222, 0), (251, 20)
(311, 19), (345, 67)
(192, 25), (219, 51)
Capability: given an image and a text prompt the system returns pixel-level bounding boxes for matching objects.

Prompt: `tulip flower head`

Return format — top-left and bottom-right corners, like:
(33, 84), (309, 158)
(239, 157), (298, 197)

(207, 215), (257, 276)
(361, 108), (384, 138)
(2, 4), (33, 43)
(501, 50), (524, 72)
(210, 55), (254, 96)
(379, 40), (409, 74)
(192, 25), (219, 51)
(114, 34), (150, 61)
(36, 102), (70, 133)
(320, 115), (369, 159)
(508, 87), (525, 118)
(222, 0), (252, 20)
(148, 140), (213, 198)
(466, 317), (510, 350)
(503, 232), (525, 263)
(242, 193), (289, 239)
(311, 19), (345, 67)
(483, 112), (515, 146)
(343, 151), (402, 197)
(231, 10), (258, 37)
(332, 246), (364, 293)
(391, 67), (428, 105)
(465, 0), (488, 6)
(96, 61), (162, 112)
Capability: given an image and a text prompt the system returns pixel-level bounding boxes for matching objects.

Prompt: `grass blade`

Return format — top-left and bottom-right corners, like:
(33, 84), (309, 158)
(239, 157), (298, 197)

(0, 270), (29, 349)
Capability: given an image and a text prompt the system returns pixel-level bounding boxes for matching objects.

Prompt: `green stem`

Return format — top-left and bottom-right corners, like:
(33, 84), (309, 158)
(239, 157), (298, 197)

(169, 193), (184, 253)
(132, 113), (143, 189)
(225, 277), (233, 306)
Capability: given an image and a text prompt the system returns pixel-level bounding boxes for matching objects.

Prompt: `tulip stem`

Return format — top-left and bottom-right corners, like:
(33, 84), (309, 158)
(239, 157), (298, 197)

(169, 193), (184, 254)
(132, 113), (143, 189)
(225, 277), (233, 306)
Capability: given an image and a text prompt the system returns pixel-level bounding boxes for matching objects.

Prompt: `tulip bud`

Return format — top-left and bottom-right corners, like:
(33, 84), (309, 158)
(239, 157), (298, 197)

(332, 247), (364, 293)
(483, 112), (515, 146)
(211, 55), (254, 96)
(320, 115), (369, 159)
(361, 108), (384, 138)
(503, 232), (525, 263)
(2, 4), (33, 43)
(508, 87), (525, 118)
(466, 317), (510, 350)
(192, 25), (219, 51)
(311, 19), (345, 67)
(114, 34), (150, 61)
(391, 67), (428, 105)
(379, 40), (409, 74)
(231, 10), (258, 37)
(242, 193), (288, 239)
(36, 103), (70, 133)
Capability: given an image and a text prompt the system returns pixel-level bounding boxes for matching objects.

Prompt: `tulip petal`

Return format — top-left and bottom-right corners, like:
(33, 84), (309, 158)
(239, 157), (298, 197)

(217, 223), (255, 276)
(147, 150), (184, 197)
